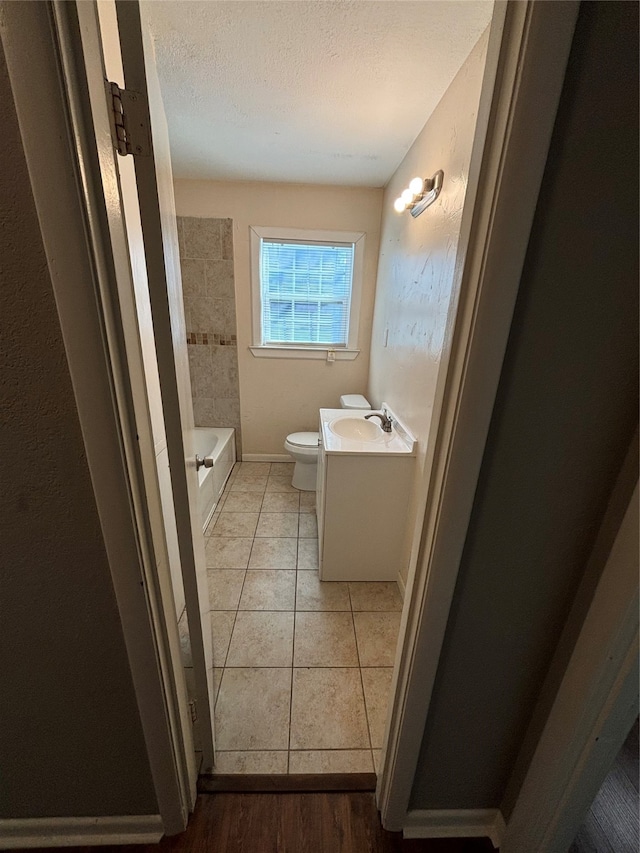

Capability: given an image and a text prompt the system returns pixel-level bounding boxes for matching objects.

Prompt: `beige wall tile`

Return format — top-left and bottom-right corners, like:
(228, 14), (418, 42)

(205, 259), (234, 298)
(181, 216), (222, 259)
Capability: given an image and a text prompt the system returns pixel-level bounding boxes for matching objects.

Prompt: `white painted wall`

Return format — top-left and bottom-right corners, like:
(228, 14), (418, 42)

(173, 181), (383, 455)
(368, 30), (489, 580)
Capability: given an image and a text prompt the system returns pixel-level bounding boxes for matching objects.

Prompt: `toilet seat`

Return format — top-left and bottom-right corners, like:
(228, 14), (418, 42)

(286, 431), (319, 448)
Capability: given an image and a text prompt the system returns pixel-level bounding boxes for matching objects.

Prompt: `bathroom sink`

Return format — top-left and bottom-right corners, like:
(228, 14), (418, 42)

(328, 417), (382, 441)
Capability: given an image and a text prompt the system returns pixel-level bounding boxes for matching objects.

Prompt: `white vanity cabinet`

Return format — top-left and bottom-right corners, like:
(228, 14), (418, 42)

(316, 422), (415, 581)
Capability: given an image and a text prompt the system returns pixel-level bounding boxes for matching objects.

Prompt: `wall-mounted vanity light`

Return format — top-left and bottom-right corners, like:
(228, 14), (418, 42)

(393, 170), (444, 218)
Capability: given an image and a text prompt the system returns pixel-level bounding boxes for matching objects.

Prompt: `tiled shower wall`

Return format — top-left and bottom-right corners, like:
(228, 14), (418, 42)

(177, 216), (241, 455)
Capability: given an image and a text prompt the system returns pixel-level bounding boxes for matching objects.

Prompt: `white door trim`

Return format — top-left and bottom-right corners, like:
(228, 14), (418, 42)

(1, 0), (191, 835)
(502, 483), (639, 852)
(377, 0), (580, 831)
(403, 809), (506, 848)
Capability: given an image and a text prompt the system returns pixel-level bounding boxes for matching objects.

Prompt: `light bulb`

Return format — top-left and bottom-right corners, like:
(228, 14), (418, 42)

(409, 177), (424, 196)
(401, 188), (414, 205)
(393, 197), (406, 213)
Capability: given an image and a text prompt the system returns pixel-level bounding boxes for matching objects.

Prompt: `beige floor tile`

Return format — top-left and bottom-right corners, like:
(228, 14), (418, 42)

(204, 511), (221, 537)
(212, 668), (223, 705)
(214, 751), (288, 774)
(361, 668), (393, 748)
(295, 573), (351, 612)
(294, 612), (359, 666)
(239, 570), (296, 611)
(215, 668), (291, 750)
(290, 668), (370, 750)
(178, 611), (191, 666)
(229, 479), (267, 493)
(255, 512), (299, 538)
(288, 750), (373, 774)
(207, 569), (245, 610)
(205, 537), (252, 569)
(249, 537), (298, 569)
(266, 475), (298, 493)
(297, 538), (319, 570)
(270, 462), (295, 476)
(226, 611), (294, 666)
(299, 492), (317, 513)
(220, 492), (264, 513)
(298, 514), (318, 538)
(261, 492), (300, 512)
(236, 462), (271, 477)
(353, 612), (402, 667)
(211, 512), (259, 538)
(348, 582), (403, 612)
(210, 611), (236, 667)
(373, 749), (382, 774)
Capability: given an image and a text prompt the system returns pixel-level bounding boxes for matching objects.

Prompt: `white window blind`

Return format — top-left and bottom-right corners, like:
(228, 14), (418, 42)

(260, 239), (355, 347)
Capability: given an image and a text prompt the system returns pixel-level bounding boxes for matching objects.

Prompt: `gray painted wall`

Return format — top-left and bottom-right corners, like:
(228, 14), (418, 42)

(0, 44), (157, 819)
(410, 1), (639, 811)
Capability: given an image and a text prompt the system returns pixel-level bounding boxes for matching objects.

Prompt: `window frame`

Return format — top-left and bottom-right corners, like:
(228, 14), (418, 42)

(249, 225), (365, 360)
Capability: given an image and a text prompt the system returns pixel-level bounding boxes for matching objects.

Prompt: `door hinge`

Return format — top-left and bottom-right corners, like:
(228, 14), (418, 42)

(107, 81), (151, 157)
(188, 699), (198, 723)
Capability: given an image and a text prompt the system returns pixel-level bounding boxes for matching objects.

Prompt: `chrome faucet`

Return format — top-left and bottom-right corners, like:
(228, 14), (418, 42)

(365, 410), (393, 433)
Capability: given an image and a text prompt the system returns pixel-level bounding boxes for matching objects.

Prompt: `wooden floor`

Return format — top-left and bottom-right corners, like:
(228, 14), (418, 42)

(570, 717), (639, 853)
(45, 794), (494, 853)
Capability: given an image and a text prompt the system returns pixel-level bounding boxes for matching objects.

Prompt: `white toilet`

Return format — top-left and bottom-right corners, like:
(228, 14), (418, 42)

(284, 394), (371, 491)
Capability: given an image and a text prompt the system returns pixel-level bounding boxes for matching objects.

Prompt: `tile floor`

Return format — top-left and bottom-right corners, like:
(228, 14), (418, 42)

(203, 460), (403, 775)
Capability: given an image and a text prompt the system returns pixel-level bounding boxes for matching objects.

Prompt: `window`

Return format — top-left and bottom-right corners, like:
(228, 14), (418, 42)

(250, 226), (364, 359)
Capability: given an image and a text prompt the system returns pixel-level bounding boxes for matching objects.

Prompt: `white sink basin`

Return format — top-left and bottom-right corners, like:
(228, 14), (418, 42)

(329, 417), (382, 441)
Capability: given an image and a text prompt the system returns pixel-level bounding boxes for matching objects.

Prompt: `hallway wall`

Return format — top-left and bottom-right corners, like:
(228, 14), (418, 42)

(0, 40), (157, 819)
(410, 0), (639, 812)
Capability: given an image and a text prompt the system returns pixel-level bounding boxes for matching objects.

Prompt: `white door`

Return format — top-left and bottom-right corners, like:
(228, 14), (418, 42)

(79, 0), (216, 771)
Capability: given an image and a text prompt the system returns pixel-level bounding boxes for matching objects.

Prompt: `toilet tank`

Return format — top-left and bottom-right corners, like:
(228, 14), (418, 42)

(339, 394), (371, 410)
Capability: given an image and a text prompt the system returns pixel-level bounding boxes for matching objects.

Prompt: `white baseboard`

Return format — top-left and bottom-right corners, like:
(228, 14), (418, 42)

(242, 453), (292, 462)
(397, 572), (406, 601)
(0, 815), (163, 849)
(403, 809), (505, 849)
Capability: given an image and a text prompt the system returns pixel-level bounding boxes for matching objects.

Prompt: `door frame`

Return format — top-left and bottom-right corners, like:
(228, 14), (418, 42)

(377, 0), (580, 835)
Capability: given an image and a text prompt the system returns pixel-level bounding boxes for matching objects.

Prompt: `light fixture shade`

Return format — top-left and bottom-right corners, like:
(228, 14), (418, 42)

(409, 177), (424, 195)
(401, 188), (414, 205)
(393, 197), (406, 213)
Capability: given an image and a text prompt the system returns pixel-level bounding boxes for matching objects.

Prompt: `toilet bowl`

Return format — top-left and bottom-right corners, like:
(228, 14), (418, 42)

(285, 394), (371, 491)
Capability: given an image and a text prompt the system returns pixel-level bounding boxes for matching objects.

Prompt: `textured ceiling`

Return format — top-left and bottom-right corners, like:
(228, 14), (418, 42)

(142, 1), (493, 187)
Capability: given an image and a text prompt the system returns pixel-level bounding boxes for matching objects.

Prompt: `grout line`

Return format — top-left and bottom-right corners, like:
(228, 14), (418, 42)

(350, 584), (374, 762)
(287, 515), (300, 773)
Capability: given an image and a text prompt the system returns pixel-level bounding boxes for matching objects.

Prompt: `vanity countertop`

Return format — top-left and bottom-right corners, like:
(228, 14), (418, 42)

(319, 406), (416, 456)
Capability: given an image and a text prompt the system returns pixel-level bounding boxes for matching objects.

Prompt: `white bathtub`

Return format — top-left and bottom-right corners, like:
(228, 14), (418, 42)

(194, 427), (236, 530)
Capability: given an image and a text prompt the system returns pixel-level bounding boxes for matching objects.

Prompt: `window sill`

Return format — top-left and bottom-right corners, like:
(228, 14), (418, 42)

(249, 346), (360, 361)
